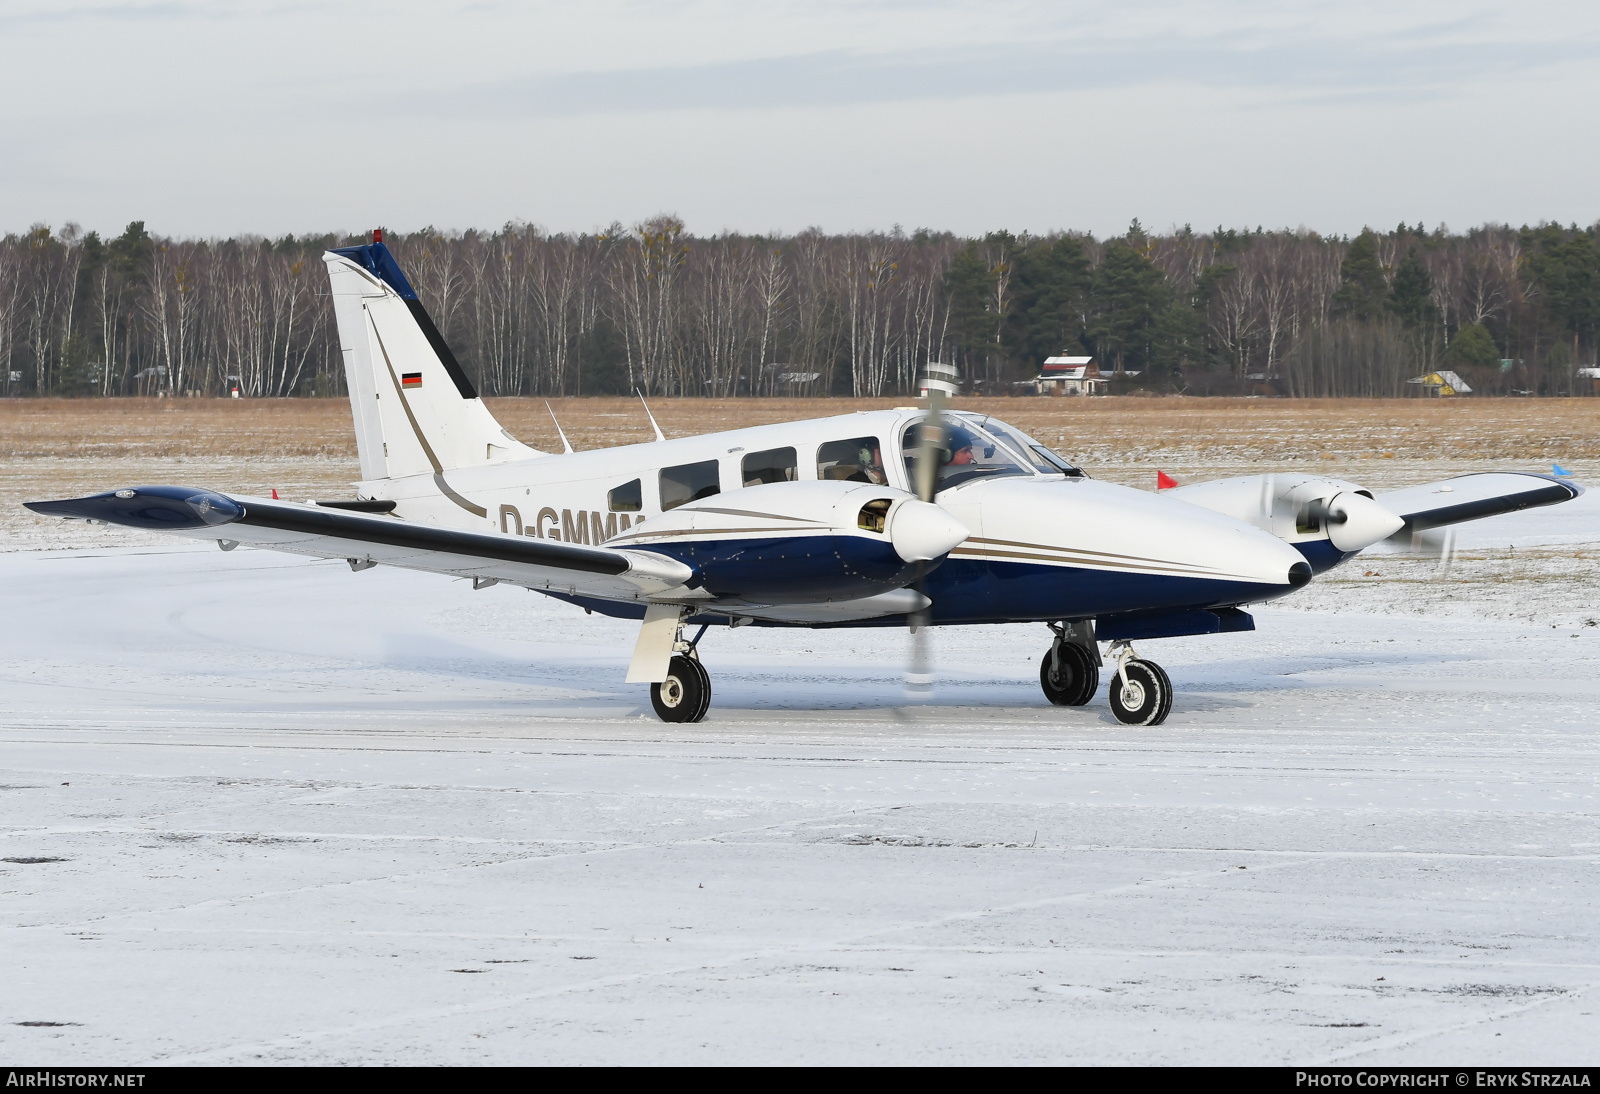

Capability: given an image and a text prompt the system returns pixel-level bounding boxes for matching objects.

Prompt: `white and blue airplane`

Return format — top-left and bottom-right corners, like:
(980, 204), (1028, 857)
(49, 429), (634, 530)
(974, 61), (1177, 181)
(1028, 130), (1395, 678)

(27, 237), (1584, 725)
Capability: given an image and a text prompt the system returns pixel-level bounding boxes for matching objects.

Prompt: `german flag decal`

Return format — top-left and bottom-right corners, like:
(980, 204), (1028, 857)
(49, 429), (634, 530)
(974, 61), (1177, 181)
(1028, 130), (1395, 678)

(400, 373), (422, 388)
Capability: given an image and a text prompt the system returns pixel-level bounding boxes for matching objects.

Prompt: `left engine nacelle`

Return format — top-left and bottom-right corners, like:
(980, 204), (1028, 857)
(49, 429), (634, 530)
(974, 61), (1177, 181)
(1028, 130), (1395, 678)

(612, 480), (969, 604)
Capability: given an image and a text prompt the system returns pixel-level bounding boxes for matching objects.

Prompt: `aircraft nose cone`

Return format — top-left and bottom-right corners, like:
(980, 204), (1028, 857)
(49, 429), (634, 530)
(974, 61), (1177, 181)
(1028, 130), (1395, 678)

(1326, 491), (1405, 552)
(1288, 560), (1312, 588)
(890, 500), (969, 562)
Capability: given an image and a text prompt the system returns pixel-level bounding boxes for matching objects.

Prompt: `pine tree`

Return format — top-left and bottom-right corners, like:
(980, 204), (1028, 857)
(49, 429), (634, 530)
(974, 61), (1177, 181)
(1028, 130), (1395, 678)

(1444, 322), (1501, 368)
(1333, 230), (1386, 320)
(1086, 242), (1168, 372)
(1007, 236), (1091, 365)
(1386, 249), (1436, 328)
(943, 243), (992, 376)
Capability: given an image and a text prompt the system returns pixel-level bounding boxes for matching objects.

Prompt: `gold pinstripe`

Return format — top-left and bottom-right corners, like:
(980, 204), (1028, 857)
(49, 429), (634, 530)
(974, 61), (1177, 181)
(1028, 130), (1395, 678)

(949, 535), (1268, 580)
(608, 525), (807, 544)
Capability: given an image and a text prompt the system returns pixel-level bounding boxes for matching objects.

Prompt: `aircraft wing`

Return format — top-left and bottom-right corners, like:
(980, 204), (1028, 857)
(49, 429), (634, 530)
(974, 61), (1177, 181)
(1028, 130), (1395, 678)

(1378, 472), (1584, 533)
(24, 486), (695, 601)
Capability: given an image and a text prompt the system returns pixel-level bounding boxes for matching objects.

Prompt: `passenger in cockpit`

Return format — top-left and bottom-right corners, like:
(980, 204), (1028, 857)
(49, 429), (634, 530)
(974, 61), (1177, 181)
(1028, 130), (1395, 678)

(859, 442), (887, 483)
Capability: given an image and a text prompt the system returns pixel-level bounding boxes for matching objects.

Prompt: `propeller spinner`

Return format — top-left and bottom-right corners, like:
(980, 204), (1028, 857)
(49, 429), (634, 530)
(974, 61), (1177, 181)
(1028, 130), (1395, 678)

(1323, 491), (1405, 553)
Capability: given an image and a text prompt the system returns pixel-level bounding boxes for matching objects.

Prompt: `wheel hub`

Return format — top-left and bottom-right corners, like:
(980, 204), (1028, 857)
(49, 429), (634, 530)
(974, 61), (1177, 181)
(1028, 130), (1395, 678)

(660, 677), (684, 707)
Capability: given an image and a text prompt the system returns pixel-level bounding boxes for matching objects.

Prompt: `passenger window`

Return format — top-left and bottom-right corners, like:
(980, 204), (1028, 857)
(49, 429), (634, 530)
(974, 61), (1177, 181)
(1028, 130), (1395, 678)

(659, 460), (720, 511)
(817, 437), (886, 484)
(742, 447), (797, 487)
(608, 479), (642, 513)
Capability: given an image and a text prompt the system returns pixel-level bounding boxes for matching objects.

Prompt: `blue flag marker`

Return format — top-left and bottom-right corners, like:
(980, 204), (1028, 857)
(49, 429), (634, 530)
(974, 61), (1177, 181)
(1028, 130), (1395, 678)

(1553, 463), (1573, 477)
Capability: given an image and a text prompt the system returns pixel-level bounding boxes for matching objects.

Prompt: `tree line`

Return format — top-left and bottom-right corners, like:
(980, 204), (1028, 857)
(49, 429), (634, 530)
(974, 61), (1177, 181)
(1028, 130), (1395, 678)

(2, 216), (1595, 399)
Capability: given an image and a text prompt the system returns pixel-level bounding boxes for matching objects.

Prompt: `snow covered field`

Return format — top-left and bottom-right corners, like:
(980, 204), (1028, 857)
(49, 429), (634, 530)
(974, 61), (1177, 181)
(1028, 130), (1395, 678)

(2, 492), (1598, 1064)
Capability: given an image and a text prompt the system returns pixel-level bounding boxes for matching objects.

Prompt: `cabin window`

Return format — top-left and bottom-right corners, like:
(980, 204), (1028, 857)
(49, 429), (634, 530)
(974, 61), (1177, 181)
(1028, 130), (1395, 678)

(742, 447), (797, 487)
(1030, 445), (1084, 477)
(902, 419), (1029, 491)
(608, 479), (642, 512)
(858, 498), (891, 533)
(962, 415), (1085, 477)
(659, 460), (720, 511)
(817, 437), (887, 484)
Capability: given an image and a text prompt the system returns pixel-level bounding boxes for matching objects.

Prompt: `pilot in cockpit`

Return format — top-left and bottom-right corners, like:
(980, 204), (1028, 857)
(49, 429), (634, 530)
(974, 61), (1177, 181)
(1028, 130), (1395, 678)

(947, 433), (976, 466)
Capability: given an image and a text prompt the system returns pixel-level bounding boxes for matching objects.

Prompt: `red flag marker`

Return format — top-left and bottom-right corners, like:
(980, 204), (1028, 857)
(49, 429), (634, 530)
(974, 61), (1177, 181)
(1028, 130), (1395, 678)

(271, 489), (279, 500)
(1157, 471), (1178, 491)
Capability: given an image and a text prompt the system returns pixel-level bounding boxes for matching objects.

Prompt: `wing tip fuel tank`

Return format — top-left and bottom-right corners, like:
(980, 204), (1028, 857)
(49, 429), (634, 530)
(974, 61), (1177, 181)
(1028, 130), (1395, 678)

(24, 486), (243, 529)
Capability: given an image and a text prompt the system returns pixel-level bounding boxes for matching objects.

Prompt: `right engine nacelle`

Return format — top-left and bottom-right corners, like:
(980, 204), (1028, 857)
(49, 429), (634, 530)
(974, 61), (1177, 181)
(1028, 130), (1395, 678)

(1163, 474), (1403, 571)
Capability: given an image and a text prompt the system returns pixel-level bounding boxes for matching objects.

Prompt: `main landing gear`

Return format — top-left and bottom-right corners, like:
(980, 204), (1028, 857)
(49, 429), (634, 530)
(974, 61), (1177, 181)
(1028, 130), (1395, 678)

(649, 622), (712, 724)
(1040, 620), (1099, 707)
(1039, 624), (1173, 726)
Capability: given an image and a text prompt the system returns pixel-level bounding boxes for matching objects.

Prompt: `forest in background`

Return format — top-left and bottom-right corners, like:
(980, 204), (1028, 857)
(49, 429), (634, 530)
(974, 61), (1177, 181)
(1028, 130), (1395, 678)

(1, 216), (1595, 400)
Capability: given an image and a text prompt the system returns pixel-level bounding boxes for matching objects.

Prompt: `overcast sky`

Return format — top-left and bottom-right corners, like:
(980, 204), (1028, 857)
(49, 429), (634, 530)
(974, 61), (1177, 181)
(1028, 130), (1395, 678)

(3, 0), (1597, 240)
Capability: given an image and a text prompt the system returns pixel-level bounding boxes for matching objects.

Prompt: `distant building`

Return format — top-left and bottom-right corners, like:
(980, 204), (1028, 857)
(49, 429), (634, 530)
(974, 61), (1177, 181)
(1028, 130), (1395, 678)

(1406, 370), (1473, 396)
(761, 364), (822, 393)
(1015, 355), (1106, 396)
(1578, 367), (1600, 395)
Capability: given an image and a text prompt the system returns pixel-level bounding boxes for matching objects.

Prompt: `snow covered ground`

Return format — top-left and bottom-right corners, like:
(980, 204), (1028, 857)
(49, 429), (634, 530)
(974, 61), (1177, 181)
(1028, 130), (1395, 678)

(2, 491), (1598, 1064)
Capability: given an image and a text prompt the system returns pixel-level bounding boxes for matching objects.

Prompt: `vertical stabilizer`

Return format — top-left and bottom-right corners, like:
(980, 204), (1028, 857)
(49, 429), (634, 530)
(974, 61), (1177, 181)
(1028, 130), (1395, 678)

(323, 240), (543, 482)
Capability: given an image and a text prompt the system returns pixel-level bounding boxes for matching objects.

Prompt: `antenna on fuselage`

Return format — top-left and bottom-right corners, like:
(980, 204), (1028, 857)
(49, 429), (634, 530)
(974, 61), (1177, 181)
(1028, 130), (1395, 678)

(636, 390), (666, 443)
(545, 402), (574, 454)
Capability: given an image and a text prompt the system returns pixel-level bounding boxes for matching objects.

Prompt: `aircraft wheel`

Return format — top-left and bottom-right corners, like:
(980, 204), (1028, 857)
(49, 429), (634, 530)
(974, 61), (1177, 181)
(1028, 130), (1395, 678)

(1147, 660), (1173, 725)
(687, 656), (712, 722)
(651, 655), (709, 724)
(1109, 659), (1170, 726)
(1039, 644), (1098, 706)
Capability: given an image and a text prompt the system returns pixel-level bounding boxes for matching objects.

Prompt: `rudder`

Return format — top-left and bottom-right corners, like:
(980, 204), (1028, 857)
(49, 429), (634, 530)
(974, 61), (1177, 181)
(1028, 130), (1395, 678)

(323, 237), (541, 482)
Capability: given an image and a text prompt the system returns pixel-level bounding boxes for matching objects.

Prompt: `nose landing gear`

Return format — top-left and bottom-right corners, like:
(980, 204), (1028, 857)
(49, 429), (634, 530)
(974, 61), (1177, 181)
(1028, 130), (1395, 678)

(1105, 640), (1172, 726)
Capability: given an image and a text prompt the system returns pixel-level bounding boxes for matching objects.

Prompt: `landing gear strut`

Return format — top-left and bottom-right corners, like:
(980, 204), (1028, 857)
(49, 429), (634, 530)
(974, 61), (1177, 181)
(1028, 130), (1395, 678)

(1105, 640), (1172, 726)
(649, 623), (712, 724)
(1040, 620), (1099, 706)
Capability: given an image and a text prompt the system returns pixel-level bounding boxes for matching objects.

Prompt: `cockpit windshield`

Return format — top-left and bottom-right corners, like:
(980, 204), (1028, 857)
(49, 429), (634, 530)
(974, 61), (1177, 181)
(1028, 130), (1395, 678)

(901, 416), (1031, 492)
(957, 414), (1085, 478)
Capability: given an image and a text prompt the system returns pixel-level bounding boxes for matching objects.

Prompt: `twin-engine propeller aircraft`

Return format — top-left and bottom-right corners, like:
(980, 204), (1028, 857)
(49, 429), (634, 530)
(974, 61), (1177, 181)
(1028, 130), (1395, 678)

(27, 236), (1584, 725)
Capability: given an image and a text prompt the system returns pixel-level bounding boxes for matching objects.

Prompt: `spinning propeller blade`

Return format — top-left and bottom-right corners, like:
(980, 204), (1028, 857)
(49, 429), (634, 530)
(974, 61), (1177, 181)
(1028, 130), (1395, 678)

(905, 363), (959, 697)
(1409, 526), (1459, 575)
(1256, 473), (1276, 532)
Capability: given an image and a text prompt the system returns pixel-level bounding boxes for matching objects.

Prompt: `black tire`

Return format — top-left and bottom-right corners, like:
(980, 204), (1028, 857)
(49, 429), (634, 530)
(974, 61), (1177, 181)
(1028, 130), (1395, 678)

(1039, 644), (1098, 706)
(1146, 659), (1173, 725)
(687, 655), (712, 722)
(1108, 659), (1170, 726)
(651, 655), (708, 723)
